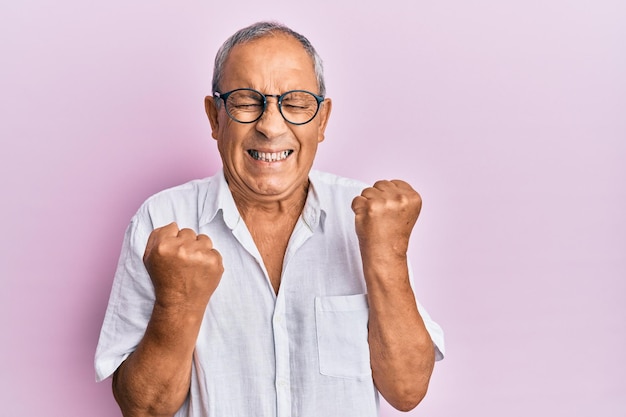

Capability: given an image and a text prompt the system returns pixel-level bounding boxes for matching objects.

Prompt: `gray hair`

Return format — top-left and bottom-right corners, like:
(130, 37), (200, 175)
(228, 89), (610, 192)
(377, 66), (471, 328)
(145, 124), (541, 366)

(212, 21), (326, 97)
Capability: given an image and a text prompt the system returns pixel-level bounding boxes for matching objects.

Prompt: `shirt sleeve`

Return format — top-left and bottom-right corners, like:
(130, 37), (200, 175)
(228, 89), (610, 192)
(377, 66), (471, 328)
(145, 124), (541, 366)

(94, 209), (156, 382)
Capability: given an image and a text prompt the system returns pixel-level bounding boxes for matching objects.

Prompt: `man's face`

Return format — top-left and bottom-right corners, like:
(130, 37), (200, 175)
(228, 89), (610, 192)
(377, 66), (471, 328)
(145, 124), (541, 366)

(206, 34), (332, 203)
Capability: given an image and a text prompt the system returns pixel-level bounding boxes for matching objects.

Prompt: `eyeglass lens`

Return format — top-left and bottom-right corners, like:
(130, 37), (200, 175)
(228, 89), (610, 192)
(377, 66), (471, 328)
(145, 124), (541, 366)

(225, 90), (320, 124)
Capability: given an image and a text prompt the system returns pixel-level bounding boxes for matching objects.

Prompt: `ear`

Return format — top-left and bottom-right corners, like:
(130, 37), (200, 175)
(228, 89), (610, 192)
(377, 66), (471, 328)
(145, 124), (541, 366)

(205, 96), (220, 140)
(316, 98), (332, 143)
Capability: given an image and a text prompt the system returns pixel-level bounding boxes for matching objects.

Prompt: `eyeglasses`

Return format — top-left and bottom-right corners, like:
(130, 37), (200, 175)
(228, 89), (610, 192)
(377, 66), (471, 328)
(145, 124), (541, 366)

(213, 88), (325, 125)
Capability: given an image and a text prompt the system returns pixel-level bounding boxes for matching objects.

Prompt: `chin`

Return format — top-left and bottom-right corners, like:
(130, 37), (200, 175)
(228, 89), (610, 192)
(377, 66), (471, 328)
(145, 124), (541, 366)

(250, 177), (302, 198)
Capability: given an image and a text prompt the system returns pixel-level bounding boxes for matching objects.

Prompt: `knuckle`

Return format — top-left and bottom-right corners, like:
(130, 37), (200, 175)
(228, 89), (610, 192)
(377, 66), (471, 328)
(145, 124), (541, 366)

(179, 228), (197, 238)
(207, 256), (225, 275)
(205, 248), (223, 265)
(360, 187), (375, 197)
(366, 199), (384, 214)
(396, 193), (410, 205)
(154, 240), (173, 257)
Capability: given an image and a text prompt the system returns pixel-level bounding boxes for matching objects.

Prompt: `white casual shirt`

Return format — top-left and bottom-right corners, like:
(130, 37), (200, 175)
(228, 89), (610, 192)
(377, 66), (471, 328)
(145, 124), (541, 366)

(95, 170), (445, 417)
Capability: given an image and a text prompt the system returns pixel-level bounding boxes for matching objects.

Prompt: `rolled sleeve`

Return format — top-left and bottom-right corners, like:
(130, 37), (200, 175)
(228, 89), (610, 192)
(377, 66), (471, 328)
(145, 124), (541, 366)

(94, 211), (155, 382)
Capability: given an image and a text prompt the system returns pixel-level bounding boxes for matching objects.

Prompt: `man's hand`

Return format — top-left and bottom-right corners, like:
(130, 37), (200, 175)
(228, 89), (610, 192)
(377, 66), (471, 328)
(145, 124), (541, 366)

(143, 222), (224, 310)
(352, 181), (434, 411)
(113, 223), (223, 416)
(351, 180), (422, 259)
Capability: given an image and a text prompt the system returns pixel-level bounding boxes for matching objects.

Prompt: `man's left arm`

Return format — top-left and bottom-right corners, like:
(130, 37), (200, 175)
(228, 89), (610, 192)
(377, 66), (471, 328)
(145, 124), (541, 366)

(352, 180), (436, 412)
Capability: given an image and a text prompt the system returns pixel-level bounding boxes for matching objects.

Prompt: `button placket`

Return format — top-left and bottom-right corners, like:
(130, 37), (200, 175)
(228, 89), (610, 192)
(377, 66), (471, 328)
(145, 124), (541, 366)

(273, 296), (291, 417)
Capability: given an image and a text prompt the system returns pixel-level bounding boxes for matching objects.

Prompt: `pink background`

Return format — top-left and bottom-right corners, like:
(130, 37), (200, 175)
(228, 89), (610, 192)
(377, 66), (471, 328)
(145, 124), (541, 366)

(1, 1), (624, 416)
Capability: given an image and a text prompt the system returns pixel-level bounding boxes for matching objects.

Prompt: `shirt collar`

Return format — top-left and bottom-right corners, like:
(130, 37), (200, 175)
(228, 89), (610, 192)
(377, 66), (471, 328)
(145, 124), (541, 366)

(198, 169), (328, 231)
(198, 170), (241, 229)
(303, 170), (327, 231)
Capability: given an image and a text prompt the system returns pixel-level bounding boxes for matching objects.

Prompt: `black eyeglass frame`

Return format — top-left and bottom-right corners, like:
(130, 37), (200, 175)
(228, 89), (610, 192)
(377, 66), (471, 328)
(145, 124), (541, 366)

(213, 88), (325, 125)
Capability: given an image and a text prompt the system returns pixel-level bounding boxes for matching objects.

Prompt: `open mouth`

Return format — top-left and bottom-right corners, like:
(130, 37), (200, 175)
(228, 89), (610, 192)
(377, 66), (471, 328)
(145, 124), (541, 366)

(247, 150), (294, 162)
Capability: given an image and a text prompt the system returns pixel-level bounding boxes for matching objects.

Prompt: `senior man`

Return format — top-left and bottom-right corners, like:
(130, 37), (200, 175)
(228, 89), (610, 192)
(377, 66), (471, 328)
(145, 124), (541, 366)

(95, 21), (444, 417)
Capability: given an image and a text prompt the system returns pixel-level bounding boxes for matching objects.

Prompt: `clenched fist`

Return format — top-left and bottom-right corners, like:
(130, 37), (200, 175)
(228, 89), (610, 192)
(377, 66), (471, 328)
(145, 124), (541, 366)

(351, 180), (422, 259)
(143, 222), (224, 310)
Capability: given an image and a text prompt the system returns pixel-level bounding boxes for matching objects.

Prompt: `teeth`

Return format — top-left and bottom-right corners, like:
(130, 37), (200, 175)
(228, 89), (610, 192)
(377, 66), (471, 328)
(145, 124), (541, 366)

(248, 150), (292, 162)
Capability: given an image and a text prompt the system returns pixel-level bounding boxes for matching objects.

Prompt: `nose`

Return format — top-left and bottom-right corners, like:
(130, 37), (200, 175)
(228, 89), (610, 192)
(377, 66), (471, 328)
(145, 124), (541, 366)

(255, 96), (289, 139)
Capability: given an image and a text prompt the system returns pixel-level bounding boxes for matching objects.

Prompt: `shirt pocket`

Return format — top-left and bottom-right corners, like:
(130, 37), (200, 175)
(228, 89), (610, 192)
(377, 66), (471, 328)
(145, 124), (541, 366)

(314, 294), (371, 379)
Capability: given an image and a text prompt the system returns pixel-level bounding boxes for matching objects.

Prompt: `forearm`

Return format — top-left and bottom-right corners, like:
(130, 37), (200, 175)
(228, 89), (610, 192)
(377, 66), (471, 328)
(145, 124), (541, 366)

(364, 255), (435, 411)
(113, 303), (205, 417)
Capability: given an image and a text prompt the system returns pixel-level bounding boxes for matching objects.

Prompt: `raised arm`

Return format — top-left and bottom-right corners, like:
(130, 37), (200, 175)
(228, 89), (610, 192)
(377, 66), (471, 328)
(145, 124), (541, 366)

(352, 180), (435, 412)
(112, 223), (223, 417)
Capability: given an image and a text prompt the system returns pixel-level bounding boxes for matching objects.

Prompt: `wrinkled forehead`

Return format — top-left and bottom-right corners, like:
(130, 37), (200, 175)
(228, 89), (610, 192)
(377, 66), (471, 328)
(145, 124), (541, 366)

(220, 33), (318, 92)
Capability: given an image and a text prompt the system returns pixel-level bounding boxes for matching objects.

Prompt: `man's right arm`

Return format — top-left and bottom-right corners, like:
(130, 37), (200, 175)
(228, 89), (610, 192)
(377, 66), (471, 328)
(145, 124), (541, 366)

(112, 223), (223, 417)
